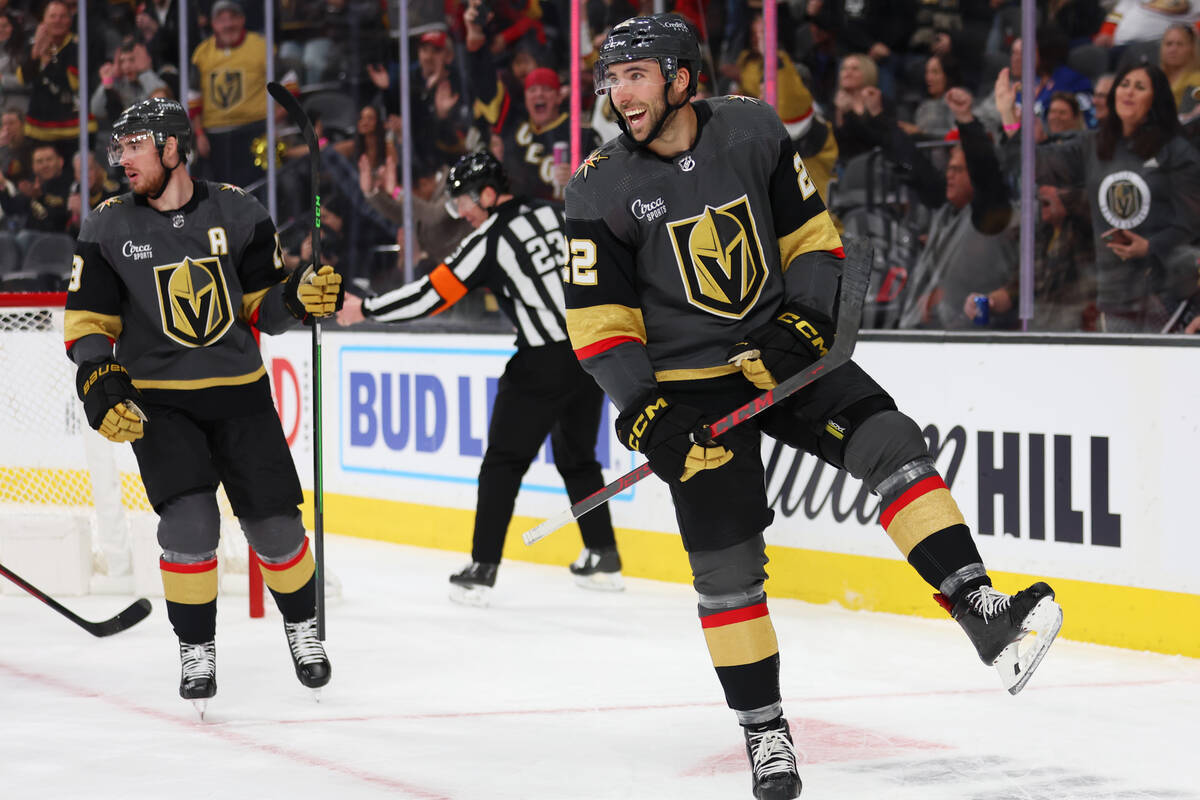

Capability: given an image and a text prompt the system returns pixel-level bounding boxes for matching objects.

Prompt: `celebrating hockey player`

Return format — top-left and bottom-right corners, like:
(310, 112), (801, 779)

(564, 15), (1064, 799)
(64, 98), (342, 715)
(337, 151), (623, 604)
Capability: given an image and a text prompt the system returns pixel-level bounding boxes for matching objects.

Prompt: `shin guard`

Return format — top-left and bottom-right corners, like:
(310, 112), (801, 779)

(258, 539), (317, 623)
(700, 601), (781, 719)
(160, 556), (218, 644)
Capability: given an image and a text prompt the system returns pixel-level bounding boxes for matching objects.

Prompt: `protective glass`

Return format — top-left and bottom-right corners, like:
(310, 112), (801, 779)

(107, 131), (155, 167)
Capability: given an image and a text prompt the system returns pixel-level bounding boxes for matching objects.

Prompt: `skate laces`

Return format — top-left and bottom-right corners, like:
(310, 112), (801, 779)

(572, 549), (597, 569)
(747, 725), (798, 780)
(180, 642), (214, 680)
(284, 618), (327, 665)
(966, 586), (1011, 622)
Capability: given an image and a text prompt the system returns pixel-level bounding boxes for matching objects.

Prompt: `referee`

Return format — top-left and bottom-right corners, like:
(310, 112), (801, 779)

(337, 152), (623, 605)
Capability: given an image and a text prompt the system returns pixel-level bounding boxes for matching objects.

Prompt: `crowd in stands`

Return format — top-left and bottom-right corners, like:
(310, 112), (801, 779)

(0, 0), (1197, 334)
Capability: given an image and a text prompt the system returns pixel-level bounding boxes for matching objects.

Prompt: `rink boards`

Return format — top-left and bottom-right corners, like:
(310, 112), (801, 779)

(266, 330), (1200, 658)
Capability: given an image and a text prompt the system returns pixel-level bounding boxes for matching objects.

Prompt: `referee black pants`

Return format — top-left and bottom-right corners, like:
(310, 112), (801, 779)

(472, 341), (616, 564)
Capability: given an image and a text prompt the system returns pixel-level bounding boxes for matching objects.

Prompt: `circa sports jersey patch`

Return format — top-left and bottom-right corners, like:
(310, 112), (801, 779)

(631, 195), (667, 222)
(666, 195), (769, 319)
(1098, 170), (1151, 230)
(153, 256), (235, 347)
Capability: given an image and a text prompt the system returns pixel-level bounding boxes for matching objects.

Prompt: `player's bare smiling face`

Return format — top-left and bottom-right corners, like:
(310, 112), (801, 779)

(606, 59), (671, 141)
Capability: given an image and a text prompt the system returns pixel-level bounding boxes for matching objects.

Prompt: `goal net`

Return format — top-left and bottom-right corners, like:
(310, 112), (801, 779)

(0, 292), (265, 611)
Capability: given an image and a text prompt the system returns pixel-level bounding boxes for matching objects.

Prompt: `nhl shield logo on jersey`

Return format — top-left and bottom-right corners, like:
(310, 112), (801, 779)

(154, 256), (235, 347)
(667, 195), (769, 318)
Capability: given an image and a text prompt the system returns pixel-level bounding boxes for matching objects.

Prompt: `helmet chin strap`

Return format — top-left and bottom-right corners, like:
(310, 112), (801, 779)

(146, 147), (182, 201)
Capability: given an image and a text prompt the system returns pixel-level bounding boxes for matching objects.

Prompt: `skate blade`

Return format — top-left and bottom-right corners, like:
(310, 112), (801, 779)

(448, 584), (492, 607)
(191, 699), (209, 720)
(573, 572), (626, 592)
(995, 597), (1063, 695)
(310, 688), (323, 703)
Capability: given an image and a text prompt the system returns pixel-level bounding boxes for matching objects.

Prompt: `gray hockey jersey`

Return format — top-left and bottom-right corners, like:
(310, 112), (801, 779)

(563, 96), (844, 410)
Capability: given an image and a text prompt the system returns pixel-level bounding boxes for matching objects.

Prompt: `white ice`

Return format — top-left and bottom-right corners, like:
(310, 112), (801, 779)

(1, 535), (1196, 800)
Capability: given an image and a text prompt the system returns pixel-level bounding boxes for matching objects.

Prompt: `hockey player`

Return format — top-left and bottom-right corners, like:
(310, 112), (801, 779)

(565, 15), (1064, 799)
(337, 151), (623, 604)
(64, 98), (341, 715)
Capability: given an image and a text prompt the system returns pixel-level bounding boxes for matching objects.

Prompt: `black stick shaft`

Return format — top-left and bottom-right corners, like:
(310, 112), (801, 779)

(267, 82), (325, 639)
(0, 561), (151, 637)
(522, 241), (872, 546)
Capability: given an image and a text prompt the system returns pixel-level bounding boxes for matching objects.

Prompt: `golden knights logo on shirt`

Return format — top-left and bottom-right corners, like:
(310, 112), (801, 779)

(154, 256), (234, 347)
(1098, 170), (1151, 229)
(211, 70), (244, 110)
(666, 195), (769, 318)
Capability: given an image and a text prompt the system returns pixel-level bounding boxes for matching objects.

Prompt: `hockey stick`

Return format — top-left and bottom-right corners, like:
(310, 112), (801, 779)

(523, 239), (873, 546)
(0, 561), (151, 637)
(266, 81), (326, 640)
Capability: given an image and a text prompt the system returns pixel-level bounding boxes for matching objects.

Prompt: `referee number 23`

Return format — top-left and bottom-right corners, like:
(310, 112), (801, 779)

(563, 238), (597, 286)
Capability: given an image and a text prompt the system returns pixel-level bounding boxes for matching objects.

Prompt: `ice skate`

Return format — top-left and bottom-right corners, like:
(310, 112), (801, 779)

(178, 640), (216, 719)
(569, 546), (625, 592)
(283, 616), (331, 697)
(743, 716), (802, 799)
(938, 582), (1063, 695)
(448, 561), (497, 607)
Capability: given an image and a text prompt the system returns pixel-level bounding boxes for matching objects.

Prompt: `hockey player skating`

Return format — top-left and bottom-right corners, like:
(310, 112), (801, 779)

(565, 15), (1063, 799)
(64, 98), (341, 716)
(336, 152), (623, 605)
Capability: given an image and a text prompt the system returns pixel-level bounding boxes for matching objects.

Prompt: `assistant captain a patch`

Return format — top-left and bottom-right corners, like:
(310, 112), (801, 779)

(154, 256), (234, 347)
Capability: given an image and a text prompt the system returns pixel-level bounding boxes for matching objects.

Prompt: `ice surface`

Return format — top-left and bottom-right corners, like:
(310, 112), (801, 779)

(1, 535), (1196, 799)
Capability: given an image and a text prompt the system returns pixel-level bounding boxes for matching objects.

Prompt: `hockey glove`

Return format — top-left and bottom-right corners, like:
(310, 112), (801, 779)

(727, 303), (836, 390)
(284, 264), (344, 320)
(76, 360), (148, 443)
(615, 393), (732, 483)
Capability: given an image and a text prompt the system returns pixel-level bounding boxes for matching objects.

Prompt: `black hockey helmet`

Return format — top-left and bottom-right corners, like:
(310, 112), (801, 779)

(594, 14), (702, 99)
(108, 97), (193, 166)
(447, 151), (509, 199)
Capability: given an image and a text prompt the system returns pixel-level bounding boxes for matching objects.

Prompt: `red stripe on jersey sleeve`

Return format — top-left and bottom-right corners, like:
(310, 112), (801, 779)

(574, 336), (642, 361)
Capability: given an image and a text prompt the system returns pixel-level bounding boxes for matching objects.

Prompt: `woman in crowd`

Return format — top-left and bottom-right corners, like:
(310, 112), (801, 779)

(832, 52), (890, 162)
(1158, 23), (1200, 109)
(1001, 63), (1200, 332)
(900, 52), (961, 139)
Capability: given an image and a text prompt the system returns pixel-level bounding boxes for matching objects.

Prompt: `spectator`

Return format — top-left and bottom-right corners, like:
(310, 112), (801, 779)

(897, 87), (1018, 330)
(91, 38), (169, 130)
(465, 0), (596, 203)
(1095, 0), (1200, 49)
(20, 142), (72, 238)
(900, 52), (961, 140)
(801, 0), (915, 99)
(0, 107), (31, 184)
(359, 155), (474, 289)
(1046, 91), (1086, 138)
(67, 149), (121, 237)
(1017, 28), (1096, 129)
(1010, 62), (1200, 332)
(190, 0), (269, 188)
(1159, 23), (1200, 108)
(136, 0), (201, 96)
(19, 0), (95, 156)
(333, 103), (391, 173)
(279, 0), (335, 86)
(733, 13), (838, 206)
(832, 53), (891, 162)
(0, 9), (27, 109)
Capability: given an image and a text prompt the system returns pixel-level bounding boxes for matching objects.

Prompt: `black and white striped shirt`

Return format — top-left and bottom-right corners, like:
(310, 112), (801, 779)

(362, 197), (570, 348)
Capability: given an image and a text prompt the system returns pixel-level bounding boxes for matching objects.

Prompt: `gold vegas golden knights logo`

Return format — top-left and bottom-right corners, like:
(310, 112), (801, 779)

(212, 70), (244, 109)
(667, 195), (769, 318)
(154, 257), (234, 347)
(1098, 170), (1150, 230)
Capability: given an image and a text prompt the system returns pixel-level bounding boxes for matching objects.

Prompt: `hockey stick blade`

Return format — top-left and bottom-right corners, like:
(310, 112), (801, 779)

(523, 240), (873, 546)
(0, 561), (152, 637)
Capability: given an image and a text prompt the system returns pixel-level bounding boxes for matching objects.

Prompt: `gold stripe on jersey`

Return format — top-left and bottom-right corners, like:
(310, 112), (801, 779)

(474, 79), (506, 125)
(64, 310), (122, 344)
(160, 558), (218, 605)
(656, 364), (742, 382)
(778, 210), (842, 272)
(240, 285), (272, 321)
(565, 304), (646, 351)
(259, 542), (315, 595)
(702, 612), (779, 668)
(133, 365), (266, 391)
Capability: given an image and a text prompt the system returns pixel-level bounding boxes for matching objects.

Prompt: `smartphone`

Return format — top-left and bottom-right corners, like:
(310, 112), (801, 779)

(1102, 230), (1130, 244)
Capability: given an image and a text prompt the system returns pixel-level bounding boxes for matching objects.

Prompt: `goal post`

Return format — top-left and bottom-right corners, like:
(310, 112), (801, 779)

(0, 291), (265, 613)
